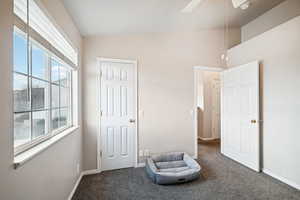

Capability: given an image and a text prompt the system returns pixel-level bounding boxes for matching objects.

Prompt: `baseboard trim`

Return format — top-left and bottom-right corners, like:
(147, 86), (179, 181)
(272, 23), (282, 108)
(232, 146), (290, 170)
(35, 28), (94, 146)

(68, 173), (83, 200)
(263, 169), (300, 190)
(82, 169), (102, 176)
(198, 137), (220, 141)
(136, 163), (145, 168)
(68, 169), (102, 200)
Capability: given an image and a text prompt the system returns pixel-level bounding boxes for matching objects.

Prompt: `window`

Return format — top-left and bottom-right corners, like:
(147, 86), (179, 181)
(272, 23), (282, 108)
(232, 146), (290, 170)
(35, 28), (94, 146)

(13, 28), (73, 154)
(13, 0), (77, 155)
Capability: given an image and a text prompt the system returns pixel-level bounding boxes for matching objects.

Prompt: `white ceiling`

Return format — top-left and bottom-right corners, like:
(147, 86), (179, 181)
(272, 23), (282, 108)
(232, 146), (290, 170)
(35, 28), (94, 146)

(62, 0), (286, 36)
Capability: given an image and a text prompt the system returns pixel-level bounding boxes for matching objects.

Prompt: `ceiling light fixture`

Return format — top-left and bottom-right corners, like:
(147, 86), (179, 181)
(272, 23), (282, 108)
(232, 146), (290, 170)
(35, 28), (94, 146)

(181, 0), (250, 14)
(221, 0), (230, 64)
(240, 2), (250, 10)
(232, 0), (251, 10)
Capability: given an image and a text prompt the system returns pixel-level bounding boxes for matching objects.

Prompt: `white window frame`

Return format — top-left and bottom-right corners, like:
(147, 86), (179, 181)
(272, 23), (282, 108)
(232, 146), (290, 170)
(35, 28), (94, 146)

(13, 27), (74, 155)
(14, 0), (78, 66)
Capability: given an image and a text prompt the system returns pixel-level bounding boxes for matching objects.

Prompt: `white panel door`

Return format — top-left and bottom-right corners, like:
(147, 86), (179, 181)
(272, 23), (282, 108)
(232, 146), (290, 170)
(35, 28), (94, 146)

(221, 61), (260, 171)
(100, 60), (136, 171)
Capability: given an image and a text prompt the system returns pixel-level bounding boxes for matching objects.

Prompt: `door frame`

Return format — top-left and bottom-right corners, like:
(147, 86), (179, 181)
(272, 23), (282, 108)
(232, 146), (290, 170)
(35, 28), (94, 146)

(97, 57), (139, 172)
(193, 66), (224, 158)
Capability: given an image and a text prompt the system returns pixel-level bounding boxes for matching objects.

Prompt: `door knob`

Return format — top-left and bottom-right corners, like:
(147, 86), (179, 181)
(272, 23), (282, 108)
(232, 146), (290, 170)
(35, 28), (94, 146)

(129, 119), (136, 123)
(251, 120), (257, 124)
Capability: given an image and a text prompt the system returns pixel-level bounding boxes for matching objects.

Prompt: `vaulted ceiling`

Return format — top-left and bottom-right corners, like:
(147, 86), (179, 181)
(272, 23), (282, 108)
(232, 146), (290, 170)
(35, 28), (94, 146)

(63, 0), (286, 36)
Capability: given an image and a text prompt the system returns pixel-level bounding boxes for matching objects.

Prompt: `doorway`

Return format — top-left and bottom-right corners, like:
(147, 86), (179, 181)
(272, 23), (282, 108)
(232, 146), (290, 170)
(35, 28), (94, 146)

(98, 58), (138, 171)
(194, 66), (223, 156)
(194, 62), (260, 172)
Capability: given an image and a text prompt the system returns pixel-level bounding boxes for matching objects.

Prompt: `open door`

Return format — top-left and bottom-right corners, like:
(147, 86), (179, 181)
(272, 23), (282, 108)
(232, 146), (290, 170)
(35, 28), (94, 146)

(221, 61), (260, 172)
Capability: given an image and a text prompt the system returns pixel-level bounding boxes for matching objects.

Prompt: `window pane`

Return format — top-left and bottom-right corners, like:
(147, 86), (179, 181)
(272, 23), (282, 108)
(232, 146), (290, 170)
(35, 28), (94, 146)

(14, 112), (31, 147)
(51, 59), (60, 83)
(13, 31), (28, 74)
(60, 108), (69, 127)
(32, 44), (48, 80)
(60, 87), (70, 107)
(51, 84), (60, 108)
(60, 67), (70, 87)
(32, 78), (49, 110)
(14, 73), (30, 112)
(33, 110), (49, 139)
(52, 109), (60, 131)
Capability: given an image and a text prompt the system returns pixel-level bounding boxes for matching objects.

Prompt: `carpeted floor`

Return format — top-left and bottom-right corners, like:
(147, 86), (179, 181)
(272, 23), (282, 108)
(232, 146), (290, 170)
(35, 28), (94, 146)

(72, 142), (300, 200)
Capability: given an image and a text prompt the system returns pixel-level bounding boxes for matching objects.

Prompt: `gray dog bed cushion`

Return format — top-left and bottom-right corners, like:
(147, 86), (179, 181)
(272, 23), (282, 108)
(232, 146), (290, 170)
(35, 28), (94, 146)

(145, 152), (201, 185)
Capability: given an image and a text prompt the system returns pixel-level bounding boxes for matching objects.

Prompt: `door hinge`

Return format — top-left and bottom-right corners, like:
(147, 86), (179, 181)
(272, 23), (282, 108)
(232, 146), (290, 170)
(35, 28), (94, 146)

(100, 110), (103, 116)
(100, 150), (102, 157)
(100, 70), (102, 77)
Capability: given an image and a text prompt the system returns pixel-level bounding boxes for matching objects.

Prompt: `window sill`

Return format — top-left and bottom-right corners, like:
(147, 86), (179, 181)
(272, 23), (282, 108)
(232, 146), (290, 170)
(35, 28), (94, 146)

(14, 126), (80, 169)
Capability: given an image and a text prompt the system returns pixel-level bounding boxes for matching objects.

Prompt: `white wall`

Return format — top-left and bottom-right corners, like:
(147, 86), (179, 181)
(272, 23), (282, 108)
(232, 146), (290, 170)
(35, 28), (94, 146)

(82, 29), (240, 170)
(228, 16), (300, 189)
(242, 0), (300, 42)
(0, 0), (83, 199)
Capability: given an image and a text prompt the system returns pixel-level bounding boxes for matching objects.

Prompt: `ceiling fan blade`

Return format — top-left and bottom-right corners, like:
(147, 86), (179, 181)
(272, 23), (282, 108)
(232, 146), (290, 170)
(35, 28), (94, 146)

(181, 0), (205, 13)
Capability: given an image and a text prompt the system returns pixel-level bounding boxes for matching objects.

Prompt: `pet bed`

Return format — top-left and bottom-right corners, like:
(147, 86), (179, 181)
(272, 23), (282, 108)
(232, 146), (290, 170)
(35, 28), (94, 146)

(145, 152), (201, 185)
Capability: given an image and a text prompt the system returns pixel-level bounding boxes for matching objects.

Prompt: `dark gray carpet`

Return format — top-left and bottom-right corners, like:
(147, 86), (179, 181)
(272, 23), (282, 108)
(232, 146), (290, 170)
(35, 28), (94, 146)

(72, 143), (300, 200)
